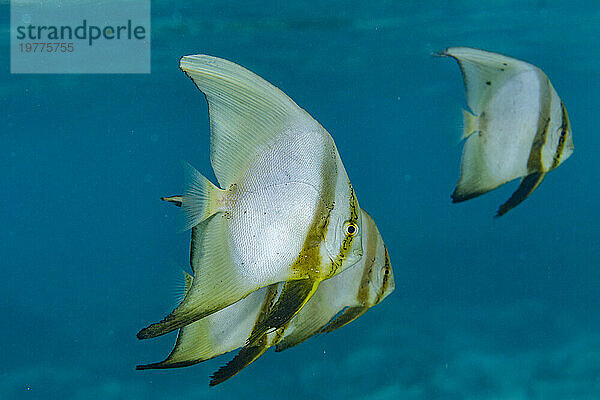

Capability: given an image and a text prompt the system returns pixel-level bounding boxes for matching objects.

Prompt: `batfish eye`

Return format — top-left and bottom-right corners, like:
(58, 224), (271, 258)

(379, 265), (390, 280)
(343, 221), (358, 236)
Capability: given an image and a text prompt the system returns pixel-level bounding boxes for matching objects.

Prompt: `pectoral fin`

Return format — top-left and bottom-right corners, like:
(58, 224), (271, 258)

(496, 171), (546, 217)
(246, 278), (319, 345)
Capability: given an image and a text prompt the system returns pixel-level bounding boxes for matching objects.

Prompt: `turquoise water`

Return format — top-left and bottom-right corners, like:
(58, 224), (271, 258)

(2, 0), (600, 398)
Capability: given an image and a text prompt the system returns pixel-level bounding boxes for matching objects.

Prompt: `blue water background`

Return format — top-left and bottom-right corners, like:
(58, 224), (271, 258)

(2, 1), (600, 398)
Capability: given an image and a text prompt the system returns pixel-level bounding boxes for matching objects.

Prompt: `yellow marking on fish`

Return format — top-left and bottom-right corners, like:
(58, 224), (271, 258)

(374, 247), (392, 305)
(551, 101), (570, 170)
(329, 183), (360, 277)
(356, 216), (379, 305)
(526, 77), (552, 173)
(288, 185), (334, 280)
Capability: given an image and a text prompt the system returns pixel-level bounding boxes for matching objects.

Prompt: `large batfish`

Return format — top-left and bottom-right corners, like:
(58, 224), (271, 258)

(137, 55), (367, 341)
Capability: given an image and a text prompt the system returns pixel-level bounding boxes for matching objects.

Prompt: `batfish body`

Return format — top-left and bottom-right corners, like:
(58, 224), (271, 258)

(138, 55), (366, 341)
(136, 210), (394, 386)
(438, 47), (573, 216)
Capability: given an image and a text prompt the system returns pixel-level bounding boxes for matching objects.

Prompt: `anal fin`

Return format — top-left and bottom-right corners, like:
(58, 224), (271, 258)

(246, 278), (319, 345)
(209, 339), (268, 386)
(496, 171), (546, 217)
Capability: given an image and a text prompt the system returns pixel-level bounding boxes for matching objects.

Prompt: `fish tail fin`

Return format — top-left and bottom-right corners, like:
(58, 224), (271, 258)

(161, 195), (183, 207)
(462, 109), (479, 139)
(180, 161), (225, 231)
(209, 340), (268, 386)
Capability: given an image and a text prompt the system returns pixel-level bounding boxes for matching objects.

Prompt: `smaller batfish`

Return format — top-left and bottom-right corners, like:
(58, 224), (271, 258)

(438, 47), (573, 216)
(136, 209), (394, 386)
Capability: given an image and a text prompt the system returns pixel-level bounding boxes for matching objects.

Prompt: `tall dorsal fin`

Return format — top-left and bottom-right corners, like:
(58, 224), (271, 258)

(179, 55), (324, 189)
(438, 47), (535, 114)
